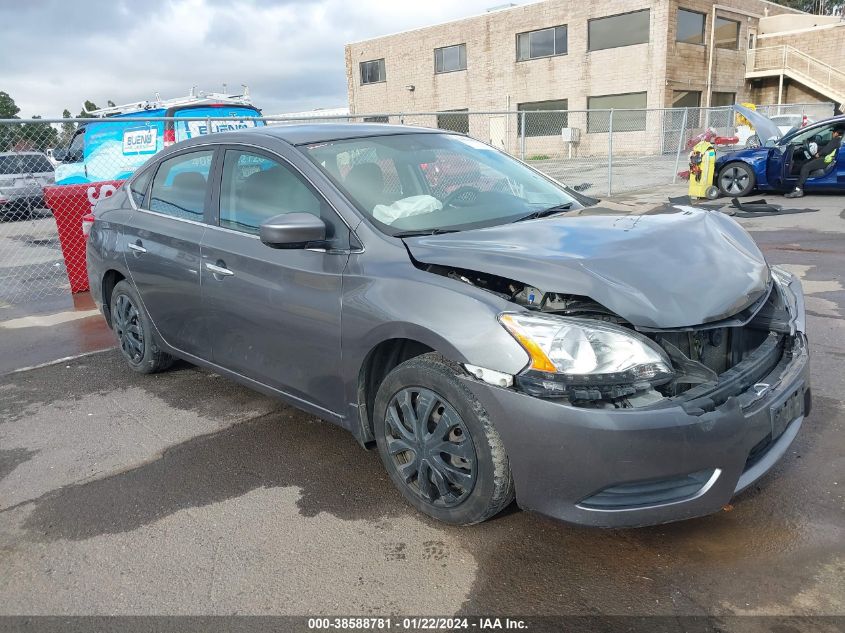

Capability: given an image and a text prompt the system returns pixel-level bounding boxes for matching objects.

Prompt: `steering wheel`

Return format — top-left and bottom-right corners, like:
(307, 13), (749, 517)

(442, 185), (482, 208)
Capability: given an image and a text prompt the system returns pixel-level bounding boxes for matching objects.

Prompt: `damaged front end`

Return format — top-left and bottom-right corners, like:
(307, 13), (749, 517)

(424, 262), (805, 411)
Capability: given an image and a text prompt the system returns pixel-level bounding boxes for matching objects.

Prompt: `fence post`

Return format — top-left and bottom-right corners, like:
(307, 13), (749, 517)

(607, 109), (614, 196)
(672, 108), (689, 185)
(520, 111), (526, 161)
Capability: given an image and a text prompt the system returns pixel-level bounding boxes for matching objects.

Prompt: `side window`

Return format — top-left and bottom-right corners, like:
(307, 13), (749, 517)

(219, 150), (332, 237)
(129, 167), (153, 207)
(148, 150), (213, 221)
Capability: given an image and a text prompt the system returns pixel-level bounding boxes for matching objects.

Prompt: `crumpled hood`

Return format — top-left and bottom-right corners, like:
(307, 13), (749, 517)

(403, 208), (770, 329)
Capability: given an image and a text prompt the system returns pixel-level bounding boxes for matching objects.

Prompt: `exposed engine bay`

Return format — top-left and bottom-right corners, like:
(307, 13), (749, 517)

(421, 263), (795, 410)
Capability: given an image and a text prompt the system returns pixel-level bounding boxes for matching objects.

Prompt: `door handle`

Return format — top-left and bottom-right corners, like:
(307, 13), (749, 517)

(128, 241), (146, 254)
(205, 262), (234, 277)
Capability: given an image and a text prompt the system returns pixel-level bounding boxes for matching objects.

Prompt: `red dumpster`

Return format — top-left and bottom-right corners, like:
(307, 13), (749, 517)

(43, 180), (125, 293)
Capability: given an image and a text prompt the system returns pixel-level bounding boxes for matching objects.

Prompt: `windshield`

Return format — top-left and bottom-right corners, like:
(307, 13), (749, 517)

(0, 154), (54, 175)
(302, 133), (582, 234)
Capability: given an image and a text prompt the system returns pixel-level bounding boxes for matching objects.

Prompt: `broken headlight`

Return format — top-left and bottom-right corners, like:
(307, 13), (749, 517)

(770, 265), (805, 335)
(499, 312), (674, 399)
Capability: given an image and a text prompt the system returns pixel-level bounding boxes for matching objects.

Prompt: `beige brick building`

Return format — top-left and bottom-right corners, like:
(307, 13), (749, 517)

(344, 1), (843, 156)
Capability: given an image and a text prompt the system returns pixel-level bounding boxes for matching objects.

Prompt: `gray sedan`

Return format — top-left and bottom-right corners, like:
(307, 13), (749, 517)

(87, 125), (809, 527)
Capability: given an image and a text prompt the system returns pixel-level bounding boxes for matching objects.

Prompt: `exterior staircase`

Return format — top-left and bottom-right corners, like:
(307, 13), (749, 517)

(746, 45), (845, 106)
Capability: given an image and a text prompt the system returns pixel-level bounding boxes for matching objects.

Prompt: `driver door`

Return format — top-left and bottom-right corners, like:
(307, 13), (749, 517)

(781, 125), (838, 190)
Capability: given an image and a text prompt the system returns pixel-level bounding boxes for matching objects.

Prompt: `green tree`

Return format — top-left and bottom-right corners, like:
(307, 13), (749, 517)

(18, 115), (59, 152)
(77, 100), (99, 118)
(0, 91), (21, 151)
(0, 90), (21, 119)
(59, 108), (76, 145)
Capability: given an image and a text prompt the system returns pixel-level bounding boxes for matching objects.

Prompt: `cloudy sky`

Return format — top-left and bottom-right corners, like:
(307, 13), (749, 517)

(2, 0), (530, 119)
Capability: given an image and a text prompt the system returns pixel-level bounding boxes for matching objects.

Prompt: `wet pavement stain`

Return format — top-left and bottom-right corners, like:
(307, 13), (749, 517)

(0, 352), (278, 425)
(19, 409), (404, 542)
(0, 447), (39, 482)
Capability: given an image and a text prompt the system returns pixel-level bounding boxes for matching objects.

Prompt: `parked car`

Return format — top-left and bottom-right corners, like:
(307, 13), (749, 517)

(716, 114), (845, 196)
(53, 92), (264, 185)
(87, 125), (809, 527)
(0, 151), (55, 219)
(737, 114), (815, 148)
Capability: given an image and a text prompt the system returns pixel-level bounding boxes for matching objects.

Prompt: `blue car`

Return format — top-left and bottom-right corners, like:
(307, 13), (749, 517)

(716, 114), (845, 197)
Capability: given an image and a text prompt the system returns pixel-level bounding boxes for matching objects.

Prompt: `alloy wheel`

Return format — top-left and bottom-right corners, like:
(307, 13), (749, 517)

(720, 166), (749, 195)
(383, 387), (477, 507)
(113, 293), (145, 365)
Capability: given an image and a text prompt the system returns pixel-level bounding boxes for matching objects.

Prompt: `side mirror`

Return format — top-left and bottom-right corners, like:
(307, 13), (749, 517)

(52, 148), (68, 162)
(260, 213), (326, 249)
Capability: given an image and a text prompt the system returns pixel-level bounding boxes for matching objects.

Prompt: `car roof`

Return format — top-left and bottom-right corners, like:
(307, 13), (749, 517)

(228, 123), (444, 146)
(0, 151), (48, 156)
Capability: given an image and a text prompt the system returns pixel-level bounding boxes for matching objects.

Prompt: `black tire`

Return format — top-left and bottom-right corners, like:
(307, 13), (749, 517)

(718, 162), (756, 197)
(373, 353), (514, 525)
(110, 280), (174, 374)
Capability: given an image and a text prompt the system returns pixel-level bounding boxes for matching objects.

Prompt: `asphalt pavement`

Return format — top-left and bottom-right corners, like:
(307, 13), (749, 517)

(0, 186), (843, 627)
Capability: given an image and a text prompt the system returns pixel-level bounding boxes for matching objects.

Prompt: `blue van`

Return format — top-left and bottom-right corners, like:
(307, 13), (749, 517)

(54, 96), (264, 184)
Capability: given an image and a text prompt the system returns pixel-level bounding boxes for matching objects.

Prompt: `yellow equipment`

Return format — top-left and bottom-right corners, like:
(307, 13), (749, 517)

(688, 140), (719, 200)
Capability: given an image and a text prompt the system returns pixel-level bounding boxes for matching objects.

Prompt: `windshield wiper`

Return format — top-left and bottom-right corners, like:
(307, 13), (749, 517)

(512, 202), (573, 223)
(393, 228), (461, 238)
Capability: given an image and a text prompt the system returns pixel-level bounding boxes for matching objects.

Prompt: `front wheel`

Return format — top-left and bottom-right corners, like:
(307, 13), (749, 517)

(373, 353), (514, 525)
(718, 162), (756, 197)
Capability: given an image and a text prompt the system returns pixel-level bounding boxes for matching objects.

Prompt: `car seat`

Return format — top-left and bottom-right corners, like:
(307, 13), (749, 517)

(231, 166), (321, 230)
(344, 162), (388, 212)
(169, 171), (207, 215)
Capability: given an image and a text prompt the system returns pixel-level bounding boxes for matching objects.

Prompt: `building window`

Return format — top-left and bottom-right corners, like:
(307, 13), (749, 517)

(715, 17), (740, 49)
(672, 90), (701, 128)
(436, 109), (470, 134)
(587, 92), (647, 133)
(517, 100), (568, 137)
(711, 92), (735, 107)
(676, 8), (705, 45)
(363, 116), (389, 123)
(672, 91), (701, 108)
(517, 26), (568, 61)
(588, 10), (650, 52)
(435, 44), (467, 74)
(360, 59), (386, 85)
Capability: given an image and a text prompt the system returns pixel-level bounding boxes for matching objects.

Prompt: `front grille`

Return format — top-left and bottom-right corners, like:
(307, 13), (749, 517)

(578, 469), (716, 510)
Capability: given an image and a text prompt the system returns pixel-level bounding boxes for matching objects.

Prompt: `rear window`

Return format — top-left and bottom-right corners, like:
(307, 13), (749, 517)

(0, 154), (54, 175)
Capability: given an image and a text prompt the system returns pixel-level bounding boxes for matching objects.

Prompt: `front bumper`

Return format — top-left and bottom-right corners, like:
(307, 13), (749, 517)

(462, 334), (809, 527)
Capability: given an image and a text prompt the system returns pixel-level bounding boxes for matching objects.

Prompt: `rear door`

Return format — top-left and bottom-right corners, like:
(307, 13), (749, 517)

(122, 148), (215, 358)
(199, 145), (349, 415)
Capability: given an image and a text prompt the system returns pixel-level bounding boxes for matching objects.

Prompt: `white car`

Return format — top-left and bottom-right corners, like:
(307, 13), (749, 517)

(738, 114), (814, 147)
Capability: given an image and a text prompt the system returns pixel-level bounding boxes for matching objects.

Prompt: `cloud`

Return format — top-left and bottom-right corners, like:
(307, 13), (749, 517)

(0, 0), (506, 118)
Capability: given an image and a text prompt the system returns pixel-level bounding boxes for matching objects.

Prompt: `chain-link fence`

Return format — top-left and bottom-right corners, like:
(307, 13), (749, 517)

(0, 101), (836, 305)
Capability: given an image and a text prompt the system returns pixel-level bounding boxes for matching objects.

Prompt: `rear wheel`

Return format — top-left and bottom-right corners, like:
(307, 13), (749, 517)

(718, 162), (756, 197)
(110, 280), (174, 374)
(373, 353), (514, 525)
